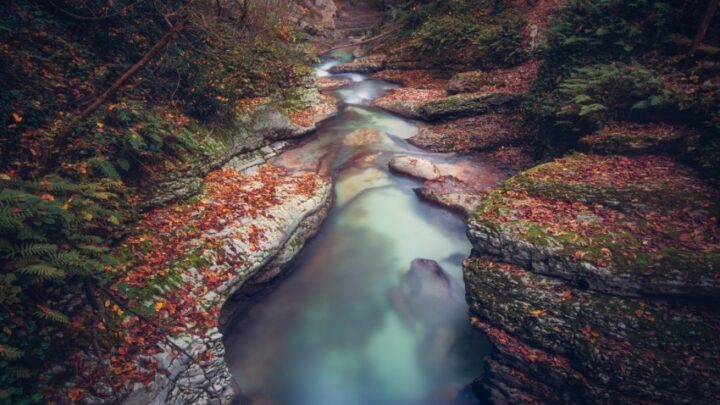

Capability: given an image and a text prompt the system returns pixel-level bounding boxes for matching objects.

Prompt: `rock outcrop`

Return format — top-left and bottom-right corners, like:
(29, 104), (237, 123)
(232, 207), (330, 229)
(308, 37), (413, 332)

(388, 155), (442, 180)
(463, 152), (720, 404)
(138, 95), (336, 210)
(116, 167), (333, 405)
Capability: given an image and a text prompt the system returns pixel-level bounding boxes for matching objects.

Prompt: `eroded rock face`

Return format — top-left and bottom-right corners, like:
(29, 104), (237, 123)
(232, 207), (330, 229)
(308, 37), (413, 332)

(468, 153), (720, 299)
(463, 152), (720, 404)
(389, 155), (441, 180)
(122, 167), (333, 405)
(465, 258), (720, 404)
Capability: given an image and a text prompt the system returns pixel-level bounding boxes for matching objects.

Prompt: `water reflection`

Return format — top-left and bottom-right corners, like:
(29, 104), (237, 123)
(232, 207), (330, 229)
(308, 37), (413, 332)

(224, 52), (491, 405)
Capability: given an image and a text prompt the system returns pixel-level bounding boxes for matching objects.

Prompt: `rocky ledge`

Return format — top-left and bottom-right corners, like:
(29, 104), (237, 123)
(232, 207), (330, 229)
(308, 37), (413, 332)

(73, 166), (332, 404)
(370, 60), (539, 122)
(138, 92), (337, 210)
(463, 152), (720, 403)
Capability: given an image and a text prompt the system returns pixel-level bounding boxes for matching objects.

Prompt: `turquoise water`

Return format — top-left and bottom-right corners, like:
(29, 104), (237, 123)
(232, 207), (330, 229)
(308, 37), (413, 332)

(224, 52), (491, 405)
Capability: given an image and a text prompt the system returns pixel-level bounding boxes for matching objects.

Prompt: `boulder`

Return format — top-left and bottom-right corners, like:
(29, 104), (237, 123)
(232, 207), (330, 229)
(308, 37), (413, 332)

(418, 92), (523, 121)
(388, 155), (441, 180)
(396, 259), (466, 326)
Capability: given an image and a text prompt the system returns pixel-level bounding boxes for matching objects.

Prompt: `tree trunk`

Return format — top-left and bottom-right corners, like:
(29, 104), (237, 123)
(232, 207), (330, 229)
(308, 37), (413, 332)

(42, 18), (187, 170)
(690, 0), (719, 57)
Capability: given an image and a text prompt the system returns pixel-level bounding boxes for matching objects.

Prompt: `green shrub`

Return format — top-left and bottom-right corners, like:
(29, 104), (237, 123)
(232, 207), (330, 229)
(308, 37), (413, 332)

(555, 62), (674, 129)
(413, 13), (526, 68)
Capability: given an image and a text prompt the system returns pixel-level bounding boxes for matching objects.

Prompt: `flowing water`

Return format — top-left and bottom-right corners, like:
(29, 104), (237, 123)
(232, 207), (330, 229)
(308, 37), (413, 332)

(224, 51), (493, 405)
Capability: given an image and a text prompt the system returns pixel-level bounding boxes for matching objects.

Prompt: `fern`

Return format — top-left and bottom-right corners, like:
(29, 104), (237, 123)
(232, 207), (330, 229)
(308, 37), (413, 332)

(16, 263), (66, 280)
(10, 243), (59, 259)
(90, 158), (121, 180)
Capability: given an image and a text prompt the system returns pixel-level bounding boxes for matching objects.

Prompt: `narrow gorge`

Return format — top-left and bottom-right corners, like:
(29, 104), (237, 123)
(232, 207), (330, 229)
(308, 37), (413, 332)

(1, 1), (719, 404)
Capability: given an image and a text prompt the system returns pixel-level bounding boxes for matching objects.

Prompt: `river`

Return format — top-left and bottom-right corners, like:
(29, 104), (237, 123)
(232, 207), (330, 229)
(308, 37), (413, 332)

(223, 50), (492, 405)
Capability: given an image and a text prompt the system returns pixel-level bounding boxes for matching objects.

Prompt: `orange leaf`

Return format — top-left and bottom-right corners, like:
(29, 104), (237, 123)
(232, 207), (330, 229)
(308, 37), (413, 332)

(41, 193), (55, 201)
(12, 112), (22, 123)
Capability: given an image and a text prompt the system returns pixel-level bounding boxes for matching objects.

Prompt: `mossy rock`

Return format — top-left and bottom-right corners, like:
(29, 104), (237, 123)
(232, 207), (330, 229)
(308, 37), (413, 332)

(468, 153), (720, 299)
(464, 258), (720, 404)
(419, 92), (523, 121)
(579, 122), (694, 154)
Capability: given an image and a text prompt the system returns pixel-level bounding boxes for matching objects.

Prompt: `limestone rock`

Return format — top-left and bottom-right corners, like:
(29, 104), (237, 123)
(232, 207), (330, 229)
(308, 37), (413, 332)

(468, 153), (720, 299)
(389, 155), (441, 180)
(464, 258), (720, 404)
(579, 122), (694, 155)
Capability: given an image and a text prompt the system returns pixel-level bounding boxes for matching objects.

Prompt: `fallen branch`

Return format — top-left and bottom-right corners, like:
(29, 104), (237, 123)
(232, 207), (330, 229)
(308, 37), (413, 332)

(320, 27), (399, 55)
(43, 18), (187, 170)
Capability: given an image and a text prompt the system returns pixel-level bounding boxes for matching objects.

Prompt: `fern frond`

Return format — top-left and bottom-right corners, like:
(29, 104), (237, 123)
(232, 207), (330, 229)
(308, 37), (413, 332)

(16, 263), (66, 280)
(9, 243), (58, 258)
(35, 306), (70, 324)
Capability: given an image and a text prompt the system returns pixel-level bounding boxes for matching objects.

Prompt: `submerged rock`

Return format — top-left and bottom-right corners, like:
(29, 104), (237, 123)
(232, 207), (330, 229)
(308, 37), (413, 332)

(393, 259), (466, 327)
(342, 127), (391, 147)
(389, 155), (442, 181)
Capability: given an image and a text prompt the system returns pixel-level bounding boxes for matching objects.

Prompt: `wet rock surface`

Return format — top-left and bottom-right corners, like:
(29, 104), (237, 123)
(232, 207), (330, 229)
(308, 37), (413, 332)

(389, 155), (442, 180)
(463, 152), (720, 404)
